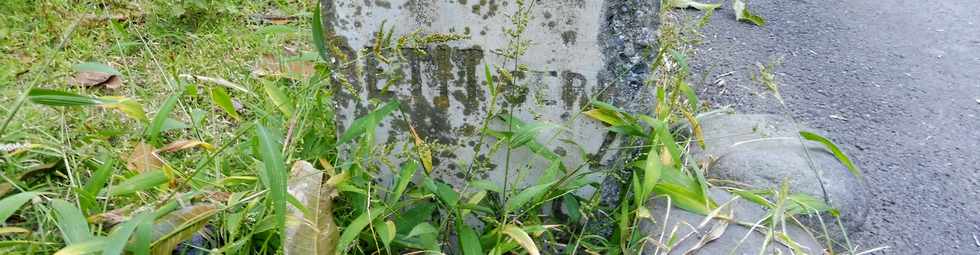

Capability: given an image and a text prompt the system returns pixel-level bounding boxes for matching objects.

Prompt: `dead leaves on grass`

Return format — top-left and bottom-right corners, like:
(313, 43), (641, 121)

(70, 62), (123, 90)
(284, 160), (340, 255)
(126, 140), (214, 173)
(251, 47), (316, 80)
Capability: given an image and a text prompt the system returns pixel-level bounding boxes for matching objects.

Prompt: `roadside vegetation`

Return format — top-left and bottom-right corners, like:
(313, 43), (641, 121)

(1, 0), (867, 254)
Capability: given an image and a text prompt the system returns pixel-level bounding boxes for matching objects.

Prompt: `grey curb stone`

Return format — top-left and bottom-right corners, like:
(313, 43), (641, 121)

(641, 188), (825, 254)
(687, 113), (867, 241)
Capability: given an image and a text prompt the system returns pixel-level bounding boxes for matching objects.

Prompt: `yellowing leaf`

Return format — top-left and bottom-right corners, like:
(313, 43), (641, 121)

(149, 204), (218, 255)
(98, 96), (147, 121)
(284, 161), (339, 255)
(126, 143), (164, 173)
(409, 125), (433, 174)
(502, 225), (539, 255)
(583, 108), (624, 126)
(681, 109), (706, 148)
(0, 227), (30, 236)
(734, 0), (766, 26)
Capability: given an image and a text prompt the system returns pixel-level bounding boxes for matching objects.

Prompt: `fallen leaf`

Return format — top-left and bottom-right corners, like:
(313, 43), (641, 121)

(157, 140), (215, 153)
(250, 9), (298, 25)
(82, 12), (143, 23)
(87, 206), (132, 227)
(149, 204), (218, 255)
(284, 161), (339, 255)
(71, 71), (123, 89)
(70, 62), (123, 89)
(252, 15), (298, 25)
(0, 183), (11, 199)
(126, 143), (164, 173)
(252, 52), (316, 80)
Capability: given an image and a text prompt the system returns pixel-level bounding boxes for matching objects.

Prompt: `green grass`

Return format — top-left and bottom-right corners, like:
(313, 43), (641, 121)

(1, 1), (320, 254)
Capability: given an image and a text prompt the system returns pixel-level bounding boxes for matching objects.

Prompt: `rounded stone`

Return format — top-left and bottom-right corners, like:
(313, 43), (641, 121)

(640, 189), (825, 254)
(684, 113), (868, 240)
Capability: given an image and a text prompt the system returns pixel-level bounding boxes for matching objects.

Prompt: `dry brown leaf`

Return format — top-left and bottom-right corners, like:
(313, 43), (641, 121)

(284, 160), (339, 255)
(0, 183), (12, 199)
(660, 147), (673, 166)
(150, 204), (218, 255)
(71, 71), (123, 89)
(157, 140), (215, 153)
(87, 206), (133, 227)
(250, 9), (298, 24)
(251, 51), (315, 80)
(126, 143), (164, 173)
(255, 15), (297, 24)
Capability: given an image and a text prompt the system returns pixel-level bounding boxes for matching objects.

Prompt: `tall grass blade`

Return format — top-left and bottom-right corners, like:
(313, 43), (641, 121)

(81, 154), (114, 201)
(27, 89), (101, 106)
(311, 3), (329, 62)
(388, 161), (418, 204)
(255, 123), (288, 246)
(147, 94), (180, 140)
(109, 170), (169, 196)
(799, 131), (863, 178)
(505, 181), (556, 212)
(53, 237), (106, 255)
(0, 191), (41, 222)
(103, 212), (152, 255)
(456, 218), (483, 255)
(337, 100), (400, 145)
(336, 206), (386, 253)
(50, 199), (93, 245)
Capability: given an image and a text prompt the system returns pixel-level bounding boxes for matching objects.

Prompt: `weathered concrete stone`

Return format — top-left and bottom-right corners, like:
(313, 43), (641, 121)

(686, 112), (867, 240)
(320, 0), (621, 189)
(641, 189), (825, 254)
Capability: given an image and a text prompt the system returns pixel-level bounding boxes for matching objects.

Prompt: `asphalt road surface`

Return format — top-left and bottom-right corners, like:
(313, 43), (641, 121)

(684, 0), (980, 254)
